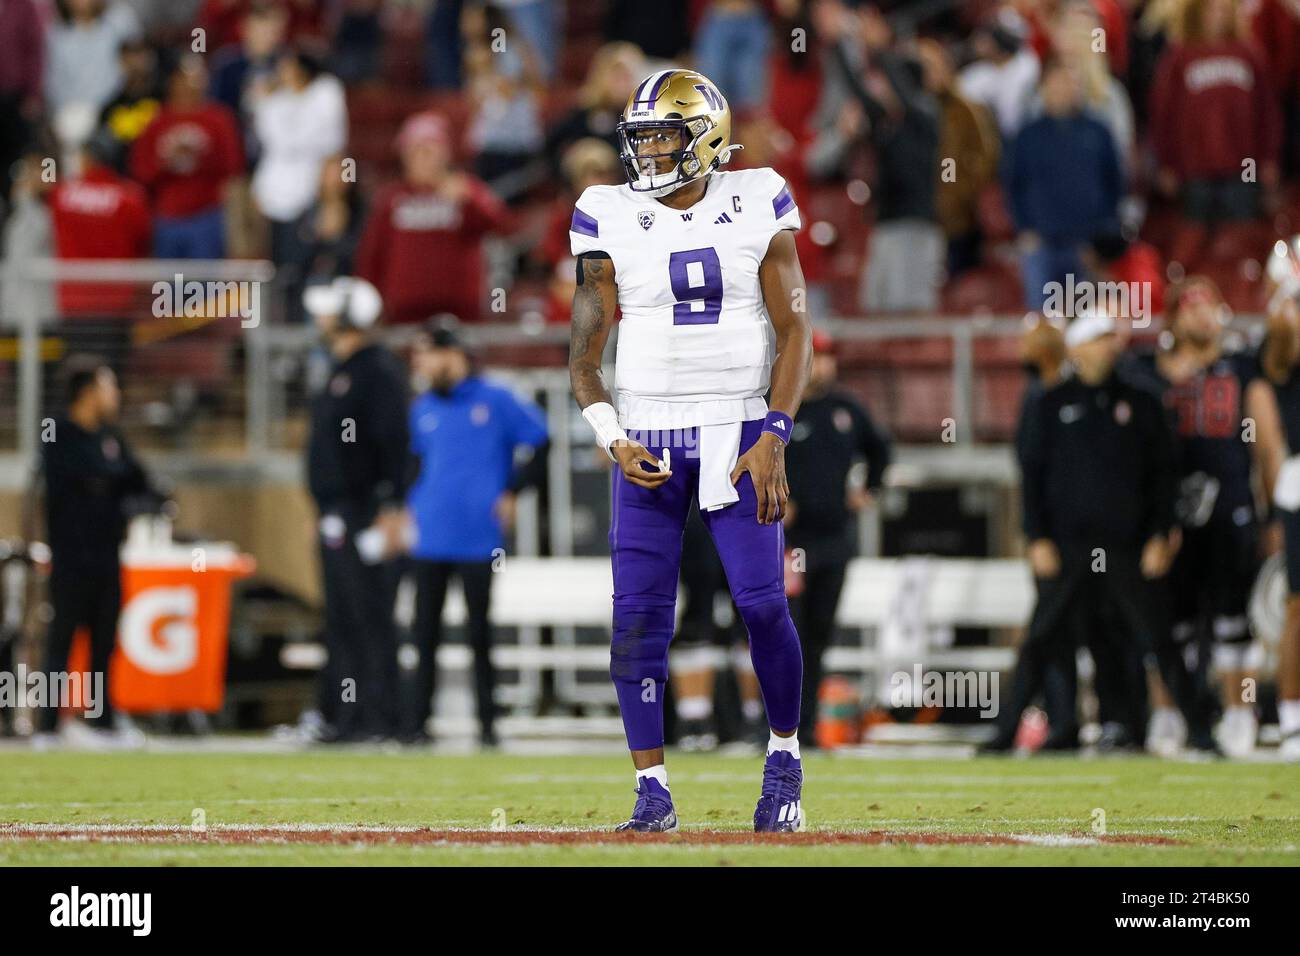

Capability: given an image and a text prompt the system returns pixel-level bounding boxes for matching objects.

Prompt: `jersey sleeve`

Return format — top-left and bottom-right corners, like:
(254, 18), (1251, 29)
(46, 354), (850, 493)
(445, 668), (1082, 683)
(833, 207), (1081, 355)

(757, 168), (801, 234)
(569, 185), (609, 256)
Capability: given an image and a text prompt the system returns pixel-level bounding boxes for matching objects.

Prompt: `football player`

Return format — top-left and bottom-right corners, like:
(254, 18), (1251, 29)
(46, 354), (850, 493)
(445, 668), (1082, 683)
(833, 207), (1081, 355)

(568, 70), (812, 831)
(1129, 277), (1286, 756)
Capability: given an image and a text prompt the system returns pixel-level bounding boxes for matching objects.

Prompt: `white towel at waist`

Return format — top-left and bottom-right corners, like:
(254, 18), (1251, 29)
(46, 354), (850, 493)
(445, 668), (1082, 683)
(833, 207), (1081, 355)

(698, 421), (743, 512)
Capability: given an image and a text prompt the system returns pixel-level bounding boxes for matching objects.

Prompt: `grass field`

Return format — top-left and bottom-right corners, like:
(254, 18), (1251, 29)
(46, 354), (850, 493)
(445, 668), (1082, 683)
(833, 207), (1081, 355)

(0, 748), (1296, 865)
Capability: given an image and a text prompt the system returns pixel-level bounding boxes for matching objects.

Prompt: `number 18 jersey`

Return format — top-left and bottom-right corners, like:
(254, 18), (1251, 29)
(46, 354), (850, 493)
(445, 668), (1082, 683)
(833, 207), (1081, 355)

(569, 167), (801, 430)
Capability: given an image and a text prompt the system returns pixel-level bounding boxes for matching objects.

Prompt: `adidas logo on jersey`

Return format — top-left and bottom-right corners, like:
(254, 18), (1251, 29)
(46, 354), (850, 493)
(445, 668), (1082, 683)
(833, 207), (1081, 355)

(714, 212), (733, 224)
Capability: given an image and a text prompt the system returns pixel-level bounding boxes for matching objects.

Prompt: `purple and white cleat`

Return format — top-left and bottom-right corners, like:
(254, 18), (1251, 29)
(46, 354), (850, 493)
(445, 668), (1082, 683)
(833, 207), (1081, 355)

(753, 750), (804, 832)
(615, 777), (678, 833)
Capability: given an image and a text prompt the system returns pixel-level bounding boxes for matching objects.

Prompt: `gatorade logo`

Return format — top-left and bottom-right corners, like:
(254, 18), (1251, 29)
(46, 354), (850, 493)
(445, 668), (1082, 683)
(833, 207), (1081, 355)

(118, 586), (199, 674)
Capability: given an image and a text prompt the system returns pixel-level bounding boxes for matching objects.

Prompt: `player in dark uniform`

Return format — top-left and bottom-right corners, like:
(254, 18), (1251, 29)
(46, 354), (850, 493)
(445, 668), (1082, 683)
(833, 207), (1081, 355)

(1258, 246), (1300, 760)
(1126, 277), (1285, 756)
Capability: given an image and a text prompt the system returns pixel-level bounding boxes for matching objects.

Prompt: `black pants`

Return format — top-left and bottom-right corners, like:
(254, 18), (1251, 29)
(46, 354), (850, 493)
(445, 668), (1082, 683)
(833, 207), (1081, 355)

(996, 547), (1157, 744)
(39, 567), (120, 732)
(1082, 596), (1149, 743)
(406, 559), (495, 737)
(788, 555), (849, 742)
(317, 530), (400, 739)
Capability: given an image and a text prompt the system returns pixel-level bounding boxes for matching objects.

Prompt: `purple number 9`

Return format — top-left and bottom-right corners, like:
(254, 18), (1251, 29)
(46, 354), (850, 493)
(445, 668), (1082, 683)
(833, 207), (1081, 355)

(669, 248), (723, 325)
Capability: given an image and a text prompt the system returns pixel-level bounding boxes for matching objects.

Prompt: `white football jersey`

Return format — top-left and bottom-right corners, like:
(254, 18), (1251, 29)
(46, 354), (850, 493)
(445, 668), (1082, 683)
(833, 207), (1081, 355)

(570, 167), (801, 430)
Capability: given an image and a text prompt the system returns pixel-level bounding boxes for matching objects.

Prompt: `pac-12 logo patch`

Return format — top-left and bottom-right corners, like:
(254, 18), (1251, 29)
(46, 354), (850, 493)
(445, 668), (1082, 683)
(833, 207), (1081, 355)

(638, 210), (655, 231)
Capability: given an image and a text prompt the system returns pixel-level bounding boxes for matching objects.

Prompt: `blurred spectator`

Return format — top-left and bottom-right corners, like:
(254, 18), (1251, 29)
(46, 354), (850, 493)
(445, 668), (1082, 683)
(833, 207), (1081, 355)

(0, 0), (43, 214)
(303, 152), (364, 285)
(1048, 0), (1134, 179)
(209, 0), (287, 258)
(544, 41), (644, 172)
(331, 0), (384, 85)
(1250, 0), (1300, 178)
(1008, 58), (1121, 311)
(1150, 0), (1281, 251)
(537, 137), (622, 324)
(916, 37), (999, 277)
(425, 0), (465, 90)
(694, 0), (771, 111)
(767, 0), (822, 142)
(463, 3), (545, 202)
(250, 45), (347, 286)
(209, 0), (288, 152)
(957, 6), (1040, 142)
(129, 54), (243, 258)
(198, 0), (320, 53)
(119, 0), (203, 46)
(45, 0), (143, 115)
(605, 0), (689, 59)
(2, 150), (56, 324)
(815, 3), (943, 312)
(1021, 0), (1130, 79)
(98, 38), (163, 173)
(356, 112), (512, 324)
(496, 0), (563, 82)
(49, 132), (151, 316)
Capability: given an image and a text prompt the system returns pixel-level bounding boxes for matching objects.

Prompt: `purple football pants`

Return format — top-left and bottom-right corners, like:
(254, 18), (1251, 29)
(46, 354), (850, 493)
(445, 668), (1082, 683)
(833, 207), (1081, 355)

(609, 419), (803, 751)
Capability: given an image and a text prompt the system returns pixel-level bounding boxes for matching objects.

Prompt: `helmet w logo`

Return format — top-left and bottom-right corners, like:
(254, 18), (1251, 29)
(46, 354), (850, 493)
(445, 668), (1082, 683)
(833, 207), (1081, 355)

(694, 83), (725, 111)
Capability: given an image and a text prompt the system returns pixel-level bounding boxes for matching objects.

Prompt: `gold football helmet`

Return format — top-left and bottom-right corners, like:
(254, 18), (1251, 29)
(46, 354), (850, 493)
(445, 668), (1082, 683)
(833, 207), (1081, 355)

(617, 69), (741, 197)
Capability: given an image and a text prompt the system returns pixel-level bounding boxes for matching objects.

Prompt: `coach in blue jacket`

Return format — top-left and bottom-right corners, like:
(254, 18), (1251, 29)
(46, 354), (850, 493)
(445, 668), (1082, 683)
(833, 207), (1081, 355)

(403, 320), (549, 746)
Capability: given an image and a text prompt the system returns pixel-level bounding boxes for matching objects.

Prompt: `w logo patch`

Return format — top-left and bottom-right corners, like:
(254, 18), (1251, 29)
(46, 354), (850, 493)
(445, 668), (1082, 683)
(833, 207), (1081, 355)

(713, 212), (733, 225)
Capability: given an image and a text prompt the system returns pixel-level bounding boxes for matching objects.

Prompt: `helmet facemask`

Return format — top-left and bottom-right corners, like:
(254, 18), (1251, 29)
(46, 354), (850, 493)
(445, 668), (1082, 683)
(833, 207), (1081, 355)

(617, 116), (715, 198)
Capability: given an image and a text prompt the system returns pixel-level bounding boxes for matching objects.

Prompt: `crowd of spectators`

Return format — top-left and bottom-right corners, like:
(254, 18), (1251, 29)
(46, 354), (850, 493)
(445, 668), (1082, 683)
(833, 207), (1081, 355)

(1, 0), (1298, 325)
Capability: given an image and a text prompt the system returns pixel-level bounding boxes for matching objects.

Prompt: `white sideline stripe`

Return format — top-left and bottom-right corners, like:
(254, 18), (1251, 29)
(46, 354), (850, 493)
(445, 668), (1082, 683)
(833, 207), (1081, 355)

(1010, 834), (1102, 847)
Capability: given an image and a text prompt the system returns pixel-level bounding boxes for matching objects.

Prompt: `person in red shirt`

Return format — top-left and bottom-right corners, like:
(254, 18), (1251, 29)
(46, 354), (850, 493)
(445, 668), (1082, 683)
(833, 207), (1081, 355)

(50, 134), (151, 317)
(1150, 0), (1282, 237)
(129, 53), (243, 258)
(355, 112), (513, 324)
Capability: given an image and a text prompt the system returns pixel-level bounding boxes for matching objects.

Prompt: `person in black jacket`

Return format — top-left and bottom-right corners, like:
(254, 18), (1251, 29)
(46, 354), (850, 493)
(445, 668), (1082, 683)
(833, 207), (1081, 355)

(784, 331), (892, 743)
(984, 311), (1176, 752)
(37, 355), (159, 742)
(304, 277), (410, 741)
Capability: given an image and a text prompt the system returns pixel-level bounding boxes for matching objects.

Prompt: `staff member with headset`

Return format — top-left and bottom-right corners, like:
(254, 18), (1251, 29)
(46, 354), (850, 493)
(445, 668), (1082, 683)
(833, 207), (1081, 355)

(402, 319), (549, 747)
(304, 277), (410, 742)
(984, 310), (1177, 753)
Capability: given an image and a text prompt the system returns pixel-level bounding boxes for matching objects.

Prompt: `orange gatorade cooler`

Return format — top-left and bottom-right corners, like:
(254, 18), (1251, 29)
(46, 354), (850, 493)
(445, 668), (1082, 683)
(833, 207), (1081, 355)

(68, 523), (255, 714)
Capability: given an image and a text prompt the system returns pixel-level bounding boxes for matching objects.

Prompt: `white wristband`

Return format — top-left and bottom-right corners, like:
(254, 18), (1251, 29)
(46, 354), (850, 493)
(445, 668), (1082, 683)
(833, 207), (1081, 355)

(581, 401), (628, 461)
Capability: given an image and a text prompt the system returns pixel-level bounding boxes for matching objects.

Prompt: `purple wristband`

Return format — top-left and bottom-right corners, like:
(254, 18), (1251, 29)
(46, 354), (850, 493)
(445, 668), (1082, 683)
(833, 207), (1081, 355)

(762, 411), (793, 444)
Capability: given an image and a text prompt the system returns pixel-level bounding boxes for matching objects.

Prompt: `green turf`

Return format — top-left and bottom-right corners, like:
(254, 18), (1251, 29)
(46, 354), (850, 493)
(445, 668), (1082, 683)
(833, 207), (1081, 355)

(0, 750), (1296, 865)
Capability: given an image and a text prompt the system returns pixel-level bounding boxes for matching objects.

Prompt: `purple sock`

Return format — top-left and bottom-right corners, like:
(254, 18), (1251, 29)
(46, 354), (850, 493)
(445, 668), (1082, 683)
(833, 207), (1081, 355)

(738, 597), (803, 733)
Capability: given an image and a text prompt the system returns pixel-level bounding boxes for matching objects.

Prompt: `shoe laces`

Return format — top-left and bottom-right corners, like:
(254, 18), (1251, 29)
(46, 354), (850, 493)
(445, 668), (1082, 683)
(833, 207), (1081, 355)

(631, 783), (672, 822)
(759, 757), (802, 802)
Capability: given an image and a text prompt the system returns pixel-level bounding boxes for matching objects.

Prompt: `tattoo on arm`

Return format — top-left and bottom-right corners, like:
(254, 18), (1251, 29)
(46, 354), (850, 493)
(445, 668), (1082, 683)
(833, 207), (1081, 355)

(569, 254), (616, 409)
